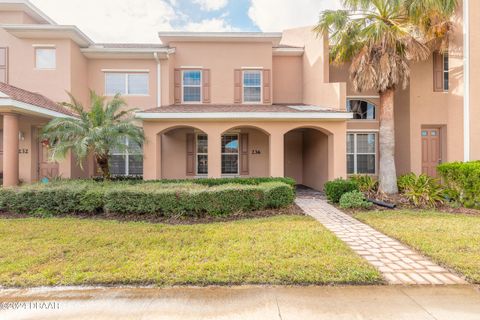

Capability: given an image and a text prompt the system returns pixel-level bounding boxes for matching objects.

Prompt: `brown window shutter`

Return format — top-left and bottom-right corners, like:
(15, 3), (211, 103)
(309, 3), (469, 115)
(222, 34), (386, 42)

(263, 69), (271, 104)
(174, 69), (181, 104)
(186, 133), (195, 176)
(433, 52), (444, 92)
(0, 48), (8, 83)
(202, 69), (211, 103)
(234, 69), (242, 104)
(240, 133), (249, 176)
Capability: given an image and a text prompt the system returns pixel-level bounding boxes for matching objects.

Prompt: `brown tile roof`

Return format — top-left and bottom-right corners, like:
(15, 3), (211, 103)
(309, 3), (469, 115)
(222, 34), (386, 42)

(0, 82), (75, 117)
(139, 104), (344, 113)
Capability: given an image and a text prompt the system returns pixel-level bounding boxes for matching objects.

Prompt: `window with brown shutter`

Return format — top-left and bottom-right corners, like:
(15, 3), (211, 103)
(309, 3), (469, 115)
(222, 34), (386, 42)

(234, 69), (242, 104)
(240, 133), (249, 176)
(0, 48), (8, 83)
(186, 133), (195, 176)
(433, 51), (448, 92)
(174, 69), (181, 104)
(263, 69), (271, 104)
(202, 69), (211, 103)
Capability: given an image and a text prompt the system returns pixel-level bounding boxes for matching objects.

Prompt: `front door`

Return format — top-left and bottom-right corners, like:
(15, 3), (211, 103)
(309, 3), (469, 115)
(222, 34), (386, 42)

(421, 128), (441, 177)
(38, 141), (59, 181)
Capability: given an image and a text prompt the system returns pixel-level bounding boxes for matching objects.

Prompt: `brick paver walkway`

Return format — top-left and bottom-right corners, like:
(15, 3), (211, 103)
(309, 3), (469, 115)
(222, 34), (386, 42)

(296, 198), (467, 285)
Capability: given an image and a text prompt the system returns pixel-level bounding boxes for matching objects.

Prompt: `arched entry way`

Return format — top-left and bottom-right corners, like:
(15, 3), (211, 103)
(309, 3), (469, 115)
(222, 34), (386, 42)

(284, 127), (330, 191)
(160, 126), (207, 179)
(220, 126), (270, 177)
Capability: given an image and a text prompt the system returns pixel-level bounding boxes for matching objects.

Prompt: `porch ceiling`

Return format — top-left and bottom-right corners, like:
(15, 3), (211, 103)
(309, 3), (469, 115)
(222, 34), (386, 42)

(136, 104), (353, 121)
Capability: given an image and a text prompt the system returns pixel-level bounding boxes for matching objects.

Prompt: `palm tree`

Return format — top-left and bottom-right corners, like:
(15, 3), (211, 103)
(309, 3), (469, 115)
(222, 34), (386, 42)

(42, 91), (145, 180)
(314, 0), (457, 194)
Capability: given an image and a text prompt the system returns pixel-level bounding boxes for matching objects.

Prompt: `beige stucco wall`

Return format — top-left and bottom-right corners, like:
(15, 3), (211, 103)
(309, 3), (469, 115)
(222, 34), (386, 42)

(272, 56), (303, 104)
(87, 59), (159, 111)
(0, 11), (38, 24)
(470, 0), (480, 160)
(169, 41), (273, 104)
(143, 120), (347, 188)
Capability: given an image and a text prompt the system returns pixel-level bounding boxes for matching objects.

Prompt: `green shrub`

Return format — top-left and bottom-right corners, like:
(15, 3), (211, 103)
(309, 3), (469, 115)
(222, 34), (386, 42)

(397, 173), (417, 193)
(0, 178), (295, 217)
(339, 191), (372, 209)
(398, 173), (445, 208)
(349, 175), (378, 194)
(438, 161), (480, 209)
(324, 179), (359, 203)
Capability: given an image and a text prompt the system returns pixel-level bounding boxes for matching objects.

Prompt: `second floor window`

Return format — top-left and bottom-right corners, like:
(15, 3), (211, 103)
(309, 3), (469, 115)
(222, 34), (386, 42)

(443, 53), (449, 91)
(35, 48), (56, 69)
(243, 70), (262, 103)
(105, 72), (149, 96)
(183, 70), (202, 103)
(347, 99), (376, 120)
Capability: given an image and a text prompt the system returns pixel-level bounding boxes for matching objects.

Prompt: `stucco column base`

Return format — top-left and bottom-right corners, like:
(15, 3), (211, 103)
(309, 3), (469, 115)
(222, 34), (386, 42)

(3, 113), (20, 187)
(206, 129), (222, 178)
(269, 133), (285, 177)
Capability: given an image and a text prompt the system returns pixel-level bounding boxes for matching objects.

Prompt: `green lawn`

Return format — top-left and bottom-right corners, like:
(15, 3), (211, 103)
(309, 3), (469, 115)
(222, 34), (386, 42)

(356, 211), (480, 283)
(0, 216), (381, 287)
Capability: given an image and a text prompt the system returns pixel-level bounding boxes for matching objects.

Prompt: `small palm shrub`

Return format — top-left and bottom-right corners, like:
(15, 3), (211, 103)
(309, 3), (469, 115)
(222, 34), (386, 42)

(397, 173), (417, 193)
(324, 179), (359, 203)
(398, 174), (445, 208)
(339, 191), (372, 210)
(350, 175), (378, 194)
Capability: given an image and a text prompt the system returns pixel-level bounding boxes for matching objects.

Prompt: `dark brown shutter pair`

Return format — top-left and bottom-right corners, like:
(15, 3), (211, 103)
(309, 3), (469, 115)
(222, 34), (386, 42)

(186, 133), (250, 176)
(174, 69), (211, 104)
(0, 47), (8, 83)
(433, 51), (444, 92)
(234, 69), (271, 104)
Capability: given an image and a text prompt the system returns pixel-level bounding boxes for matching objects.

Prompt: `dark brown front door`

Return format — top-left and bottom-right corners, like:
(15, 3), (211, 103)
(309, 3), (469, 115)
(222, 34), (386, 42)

(421, 128), (441, 177)
(38, 142), (59, 180)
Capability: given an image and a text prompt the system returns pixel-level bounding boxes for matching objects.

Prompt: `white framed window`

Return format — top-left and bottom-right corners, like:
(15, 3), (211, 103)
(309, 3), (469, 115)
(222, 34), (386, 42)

(110, 138), (143, 176)
(243, 70), (262, 103)
(196, 134), (208, 175)
(443, 53), (449, 91)
(222, 134), (239, 175)
(105, 72), (149, 96)
(182, 70), (202, 103)
(35, 48), (56, 69)
(346, 99), (376, 120)
(347, 133), (377, 175)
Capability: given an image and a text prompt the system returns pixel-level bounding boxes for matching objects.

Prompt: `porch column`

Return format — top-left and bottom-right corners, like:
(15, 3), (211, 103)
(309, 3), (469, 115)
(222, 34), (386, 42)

(3, 113), (19, 187)
(269, 132), (284, 177)
(206, 128), (222, 178)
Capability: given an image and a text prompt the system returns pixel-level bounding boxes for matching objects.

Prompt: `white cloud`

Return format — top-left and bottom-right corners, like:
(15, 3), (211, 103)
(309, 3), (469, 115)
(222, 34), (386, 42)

(193, 0), (228, 11)
(30, 0), (178, 43)
(181, 18), (237, 32)
(248, 0), (342, 32)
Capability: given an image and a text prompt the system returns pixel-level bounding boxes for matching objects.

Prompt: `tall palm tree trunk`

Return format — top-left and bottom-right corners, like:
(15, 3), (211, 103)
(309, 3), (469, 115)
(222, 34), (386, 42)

(95, 155), (111, 181)
(378, 88), (399, 194)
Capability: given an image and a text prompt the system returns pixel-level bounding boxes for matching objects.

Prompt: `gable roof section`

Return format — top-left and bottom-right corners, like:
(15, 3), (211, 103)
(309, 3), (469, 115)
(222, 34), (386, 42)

(0, 82), (75, 118)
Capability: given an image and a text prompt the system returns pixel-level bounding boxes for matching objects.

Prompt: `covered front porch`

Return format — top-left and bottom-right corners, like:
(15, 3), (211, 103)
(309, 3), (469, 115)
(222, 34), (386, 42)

(0, 83), (84, 186)
(138, 105), (352, 190)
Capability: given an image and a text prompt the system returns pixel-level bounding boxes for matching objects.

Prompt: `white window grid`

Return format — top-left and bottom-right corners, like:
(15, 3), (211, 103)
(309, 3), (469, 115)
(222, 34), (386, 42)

(347, 133), (377, 175)
(105, 72), (149, 96)
(196, 134), (208, 176)
(242, 70), (262, 104)
(110, 137), (143, 176)
(35, 48), (56, 70)
(443, 53), (449, 91)
(221, 134), (240, 175)
(182, 70), (202, 104)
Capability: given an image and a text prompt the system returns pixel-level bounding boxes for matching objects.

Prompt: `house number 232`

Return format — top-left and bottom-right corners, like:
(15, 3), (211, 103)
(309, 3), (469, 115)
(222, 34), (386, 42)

(19, 149), (29, 154)
(252, 150), (261, 155)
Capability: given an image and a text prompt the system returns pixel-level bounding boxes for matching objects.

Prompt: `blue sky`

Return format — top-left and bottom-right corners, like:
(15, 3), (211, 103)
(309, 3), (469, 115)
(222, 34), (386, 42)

(30, 0), (341, 43)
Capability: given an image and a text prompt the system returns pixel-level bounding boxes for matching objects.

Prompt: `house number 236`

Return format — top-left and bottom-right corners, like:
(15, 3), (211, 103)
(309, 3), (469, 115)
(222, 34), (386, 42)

(19, 149), (29, 154)
(252, 150), (261, 155)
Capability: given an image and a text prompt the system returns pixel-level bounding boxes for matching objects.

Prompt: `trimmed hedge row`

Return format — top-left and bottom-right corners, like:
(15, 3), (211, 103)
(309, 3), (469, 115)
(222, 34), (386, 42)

(0, 179), (295, 216)
(92, 177), (296, 187)
(438, 161), (480, 209)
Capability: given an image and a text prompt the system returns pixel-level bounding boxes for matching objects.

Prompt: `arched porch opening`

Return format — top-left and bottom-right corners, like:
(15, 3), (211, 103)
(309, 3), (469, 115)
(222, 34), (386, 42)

(284, 127), (331, 191)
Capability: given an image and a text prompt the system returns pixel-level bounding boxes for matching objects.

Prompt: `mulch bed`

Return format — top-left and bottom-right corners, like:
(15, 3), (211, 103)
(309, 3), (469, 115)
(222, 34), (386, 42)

(0, 205), (305, 225)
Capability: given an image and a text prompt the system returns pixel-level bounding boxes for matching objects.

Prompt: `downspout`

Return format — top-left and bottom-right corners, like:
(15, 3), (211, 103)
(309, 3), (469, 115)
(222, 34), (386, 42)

(463, 0), (470, 161)
(154, 52), (162, 108)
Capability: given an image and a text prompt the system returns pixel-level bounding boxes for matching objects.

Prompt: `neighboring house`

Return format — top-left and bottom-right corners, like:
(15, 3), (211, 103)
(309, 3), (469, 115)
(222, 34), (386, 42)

(0, 0), (477, 190)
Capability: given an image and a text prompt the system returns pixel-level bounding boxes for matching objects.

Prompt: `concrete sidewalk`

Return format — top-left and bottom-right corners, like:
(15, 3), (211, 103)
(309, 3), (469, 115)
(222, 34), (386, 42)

(1, 286), (480, 320)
